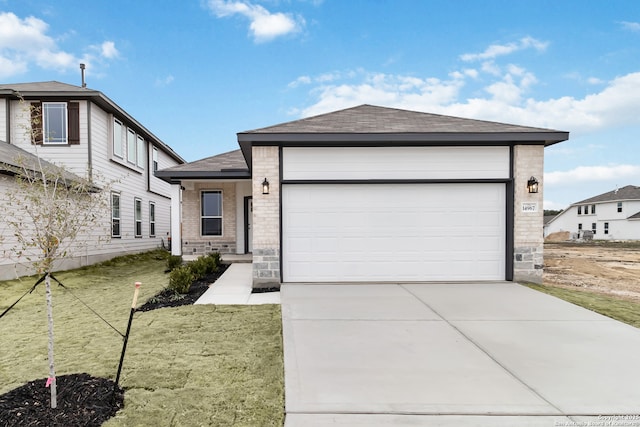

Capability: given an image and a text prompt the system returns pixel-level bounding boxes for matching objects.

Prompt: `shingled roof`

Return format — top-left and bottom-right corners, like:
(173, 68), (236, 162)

(0, 140), (87, 185)
(241, 104), (564, 135)
(575, 185), (640, 204)
(237, 104), (569, 165)
(155, 149), (249, 182)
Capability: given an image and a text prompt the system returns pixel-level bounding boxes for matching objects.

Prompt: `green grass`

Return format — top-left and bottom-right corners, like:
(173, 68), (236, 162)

(0, 250), (284, 426)
(526, 283), (640, 328)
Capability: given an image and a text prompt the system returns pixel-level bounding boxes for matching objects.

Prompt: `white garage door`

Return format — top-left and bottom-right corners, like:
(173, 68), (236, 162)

(282, 183), (506, 282)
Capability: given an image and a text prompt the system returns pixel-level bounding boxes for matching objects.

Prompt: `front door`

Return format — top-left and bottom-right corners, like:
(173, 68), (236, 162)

(244, 196), (253, 253)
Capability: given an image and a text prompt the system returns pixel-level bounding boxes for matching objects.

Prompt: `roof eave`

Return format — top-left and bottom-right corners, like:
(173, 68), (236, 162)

(237, 131), (568, 144)
(154, 170), (251, 183)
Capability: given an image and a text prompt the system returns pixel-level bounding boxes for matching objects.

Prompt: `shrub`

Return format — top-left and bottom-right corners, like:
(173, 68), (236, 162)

(168, 265), (194, 294)
(207, 252), (222, 268)
(166, 255), (183, 272)
(189, 257), (208, 281)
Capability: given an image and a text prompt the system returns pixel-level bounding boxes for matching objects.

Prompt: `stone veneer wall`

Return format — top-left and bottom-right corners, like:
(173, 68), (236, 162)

(180, 181), (237, 256)
(513, 144), (545, 283)
(252, 146), (281, 288)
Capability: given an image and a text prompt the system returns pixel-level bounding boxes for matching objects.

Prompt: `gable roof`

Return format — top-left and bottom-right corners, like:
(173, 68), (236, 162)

(0, 81), (185, 164)
(155, 149), (249, 182)
(237, 104), (569, 165)
(575, 185), (640, 204)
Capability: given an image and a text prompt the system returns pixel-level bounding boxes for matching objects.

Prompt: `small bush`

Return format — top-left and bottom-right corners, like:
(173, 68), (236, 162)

(166, 255), (183, 272)
(207, 252), (222, 267)
(189, 257), (208, 281)
(168, 265), (194, 294)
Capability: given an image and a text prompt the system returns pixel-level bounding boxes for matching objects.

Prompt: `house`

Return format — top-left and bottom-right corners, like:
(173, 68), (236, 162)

(544, 185), (640, 240)
(156, 104), (568, 286)
(0, 81), (185, 280)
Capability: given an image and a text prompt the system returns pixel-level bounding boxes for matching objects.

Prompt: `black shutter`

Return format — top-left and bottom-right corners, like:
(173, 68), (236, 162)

(30, 102), (43, 145)
(67, 102), (80, 144)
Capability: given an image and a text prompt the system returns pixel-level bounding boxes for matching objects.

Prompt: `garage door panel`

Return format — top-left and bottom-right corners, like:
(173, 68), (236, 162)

(282, 184), (505, 282)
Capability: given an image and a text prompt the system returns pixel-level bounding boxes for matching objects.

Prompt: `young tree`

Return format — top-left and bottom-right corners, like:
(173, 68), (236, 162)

(1, 103), (111, 409)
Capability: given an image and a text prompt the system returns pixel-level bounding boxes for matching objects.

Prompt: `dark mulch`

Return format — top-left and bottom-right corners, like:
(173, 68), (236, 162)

(0, 373), (123, 427)
(137, 263), (229, 312)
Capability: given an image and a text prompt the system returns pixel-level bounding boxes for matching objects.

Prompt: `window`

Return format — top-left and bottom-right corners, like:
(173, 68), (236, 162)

(113, 119), (124, 158)
(134, 198), (142, 237)
(604, 222), (609, 235)
(591, 205), (596, 214)
(149, 202), (156, 237)
(577, 206), (582, 215)
(127, 129), (136, 164)
(617, 202), (623, 213)
(578, 223), (582, 231)
(111, 193), (121, 237)
(201, 191), (222, 236)
(136, 135), (145, 168)
(152, 147), (158, 172)
(43, 102), (67, 144)
(31, 101), (79, 145)
(592, 223), (596, 234)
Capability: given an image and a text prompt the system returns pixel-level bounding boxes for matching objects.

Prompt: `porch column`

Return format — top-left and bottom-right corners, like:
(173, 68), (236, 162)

(170, 183), (182, 256)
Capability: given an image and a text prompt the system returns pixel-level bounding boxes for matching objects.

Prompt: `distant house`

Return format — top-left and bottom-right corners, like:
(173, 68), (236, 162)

(157, 104), (568, 286)
(0, 81), (185, 280)
(544, 185), (640, 240)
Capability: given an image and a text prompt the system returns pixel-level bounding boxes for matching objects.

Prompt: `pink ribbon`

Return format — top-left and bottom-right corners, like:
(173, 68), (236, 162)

(45, 377), (55, 388)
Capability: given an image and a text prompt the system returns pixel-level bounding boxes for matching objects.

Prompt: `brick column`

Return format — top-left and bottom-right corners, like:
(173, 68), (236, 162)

(252, 146), (281, 288)
(513, 145), (544, 283)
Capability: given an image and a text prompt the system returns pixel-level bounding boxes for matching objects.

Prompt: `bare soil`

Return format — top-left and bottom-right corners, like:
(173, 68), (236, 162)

(544, 242), (640, 301)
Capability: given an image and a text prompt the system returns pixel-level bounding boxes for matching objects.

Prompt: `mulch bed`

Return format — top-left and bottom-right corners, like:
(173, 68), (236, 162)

(0, 264), (230, 425)
(137, 263), (229, 312)
(0, 373), (123, 427)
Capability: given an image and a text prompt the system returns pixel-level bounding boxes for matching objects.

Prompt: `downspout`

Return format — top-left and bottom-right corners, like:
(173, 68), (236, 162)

(5, 98), (11, 143)
(146, 140), (151, 192)
(87, 100), (92, 180)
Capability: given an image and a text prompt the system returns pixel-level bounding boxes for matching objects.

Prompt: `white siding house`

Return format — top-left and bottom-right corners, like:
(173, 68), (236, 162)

(0, 81), (184, 280)
(545, 185), (640, 240)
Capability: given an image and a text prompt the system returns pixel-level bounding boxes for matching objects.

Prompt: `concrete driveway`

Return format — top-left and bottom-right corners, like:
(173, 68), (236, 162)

(281, 282), (640, 426)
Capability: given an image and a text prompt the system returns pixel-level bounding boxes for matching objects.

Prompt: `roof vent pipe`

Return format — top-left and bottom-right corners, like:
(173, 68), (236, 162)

(80, 63), (86, 88)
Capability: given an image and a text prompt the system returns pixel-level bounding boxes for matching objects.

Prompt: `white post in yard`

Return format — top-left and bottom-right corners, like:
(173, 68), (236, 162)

(170, 183), (182, 257)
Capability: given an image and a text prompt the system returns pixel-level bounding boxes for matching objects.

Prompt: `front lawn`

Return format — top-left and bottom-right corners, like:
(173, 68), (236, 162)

(526, 283), (640, 328)
(0, 251), (284, 426)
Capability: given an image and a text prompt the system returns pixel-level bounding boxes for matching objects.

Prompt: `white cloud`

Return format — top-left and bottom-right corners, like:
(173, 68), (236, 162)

(0, 12), (118, 78)
(205, 0), (303, 42)
(155, 75), (175, 87)
(587, 77), (604, 85)
(460, 36), (548, 62)
(620, 21), (640, 32)
(299, 72), (465, 117)
(99, 41), (119, 59)
(545, 165), (640, 185)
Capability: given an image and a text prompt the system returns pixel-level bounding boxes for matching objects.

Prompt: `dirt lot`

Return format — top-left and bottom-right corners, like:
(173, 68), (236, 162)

(544, 242), (640, 301)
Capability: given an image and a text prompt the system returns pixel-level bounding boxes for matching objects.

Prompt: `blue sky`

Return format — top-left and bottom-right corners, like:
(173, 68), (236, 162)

(1, 0), (639, 210)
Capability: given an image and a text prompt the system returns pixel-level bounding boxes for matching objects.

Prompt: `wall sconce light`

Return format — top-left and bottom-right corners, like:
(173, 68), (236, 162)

(262, 178), (270, 195)
(527, 176), (539, 194)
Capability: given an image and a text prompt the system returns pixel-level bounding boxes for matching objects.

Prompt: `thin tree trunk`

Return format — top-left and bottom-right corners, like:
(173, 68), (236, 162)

(45, 273), (57, 409)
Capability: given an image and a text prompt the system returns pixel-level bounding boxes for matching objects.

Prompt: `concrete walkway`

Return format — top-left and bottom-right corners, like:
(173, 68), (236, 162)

(281, 282), (640, 426)
(194, 263), (280, 305)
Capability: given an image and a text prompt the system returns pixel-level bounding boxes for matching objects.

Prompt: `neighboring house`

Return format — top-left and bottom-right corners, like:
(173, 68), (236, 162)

(544, 185), (640, 240)
(0, 81), (184, 280)
(157, 104), (568, 286)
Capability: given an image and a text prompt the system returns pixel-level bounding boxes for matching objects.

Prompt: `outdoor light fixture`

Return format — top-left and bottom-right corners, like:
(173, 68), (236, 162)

(262, 178), (270, 195)
(527, 176), (539, 194)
